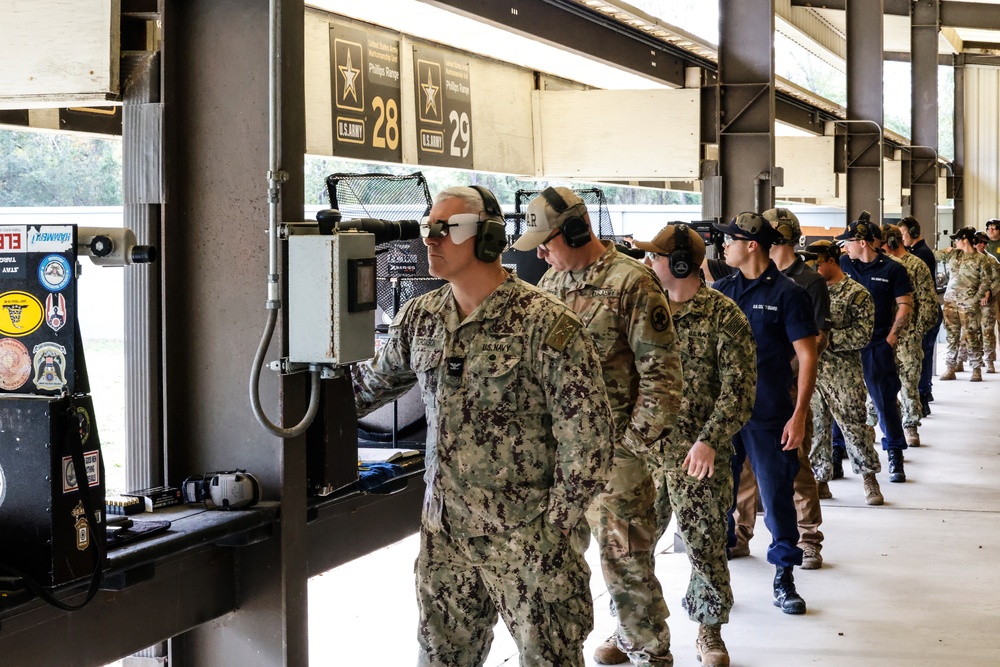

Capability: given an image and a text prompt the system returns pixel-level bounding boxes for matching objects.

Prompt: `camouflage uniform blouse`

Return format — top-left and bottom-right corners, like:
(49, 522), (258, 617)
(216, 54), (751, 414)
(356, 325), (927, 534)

(538, 242), (683, 460)
(892, 252), (939, 336)
(824, 275), (875, 360)
(353, 274), (612, 538)
(667, 284), (756, 463)
(934, 249), (992, 306)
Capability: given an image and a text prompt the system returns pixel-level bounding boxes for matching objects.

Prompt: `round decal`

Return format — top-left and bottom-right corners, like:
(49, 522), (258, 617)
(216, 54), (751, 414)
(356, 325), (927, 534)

(38, 254), (72, 292)
(0, 291), (44, 337)
(76, 406), (91, 446)
(0, 338), (32, 390)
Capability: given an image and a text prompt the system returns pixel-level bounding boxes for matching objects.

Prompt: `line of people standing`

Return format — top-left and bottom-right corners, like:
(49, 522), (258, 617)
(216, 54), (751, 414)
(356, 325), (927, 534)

(349, 183), (960, 667)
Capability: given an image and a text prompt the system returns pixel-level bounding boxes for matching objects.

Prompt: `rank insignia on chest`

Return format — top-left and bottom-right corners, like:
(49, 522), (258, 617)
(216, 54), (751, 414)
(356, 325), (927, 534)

(446, 357), (464, 377)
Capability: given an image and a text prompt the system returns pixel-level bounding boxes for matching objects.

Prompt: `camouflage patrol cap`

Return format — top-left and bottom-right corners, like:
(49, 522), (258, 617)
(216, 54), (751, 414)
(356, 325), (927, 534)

(950, 226), (977, 242)
(631, 223), (707, 266)
(805, 239), (841, 261)
(763, 208), (801, 245)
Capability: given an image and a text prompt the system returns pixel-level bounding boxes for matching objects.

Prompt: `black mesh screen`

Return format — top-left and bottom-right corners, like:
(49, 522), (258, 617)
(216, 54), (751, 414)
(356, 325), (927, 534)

(325, 172), (442, 321)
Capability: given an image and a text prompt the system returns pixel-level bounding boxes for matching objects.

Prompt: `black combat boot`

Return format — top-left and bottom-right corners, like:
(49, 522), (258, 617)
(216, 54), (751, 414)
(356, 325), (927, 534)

(773, 566), (806, 614)
(832, 455), (844, 480)
(887, 449), (906, 483)
(920, 393), (931, 417)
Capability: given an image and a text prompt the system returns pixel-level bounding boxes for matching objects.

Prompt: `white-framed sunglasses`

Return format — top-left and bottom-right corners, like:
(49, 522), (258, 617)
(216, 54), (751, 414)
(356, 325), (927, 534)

(419, 213), (480, 244)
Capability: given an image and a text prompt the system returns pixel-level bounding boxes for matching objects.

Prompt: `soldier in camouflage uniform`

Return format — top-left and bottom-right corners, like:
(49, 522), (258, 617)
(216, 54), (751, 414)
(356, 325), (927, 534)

(935, 227), (993, 382)
(804, 241), (884, 505)
(882, 225), (938, 446)
(514, 187), (683, 666)
(353, 186), (614, 667)
(971, 231), (1000, 373)
(634, 224), (755, 667)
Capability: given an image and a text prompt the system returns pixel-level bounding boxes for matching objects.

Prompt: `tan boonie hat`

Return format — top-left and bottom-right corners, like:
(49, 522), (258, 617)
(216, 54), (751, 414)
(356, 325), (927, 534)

(512, 187), (587, 251)
(631, 224), (706, 267)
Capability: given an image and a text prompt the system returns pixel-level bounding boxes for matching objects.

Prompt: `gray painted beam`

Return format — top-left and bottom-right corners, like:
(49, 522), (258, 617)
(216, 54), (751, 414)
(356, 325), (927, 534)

(790, 0), (909, 15)
(941, 1), (1000, 29)
(952, 62), (965, 230)
(160, 0), (308, 664)
(846, 0), (884, 225)
(719, 0), (776, 221)
(911, 0), (939, 233)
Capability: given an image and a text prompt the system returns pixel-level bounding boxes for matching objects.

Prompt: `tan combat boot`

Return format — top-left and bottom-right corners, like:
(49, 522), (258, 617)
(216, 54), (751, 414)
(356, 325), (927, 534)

(940, 366), (956, 381)
(696, 624), (730, 666)
(593, 632), (628, 665)
(988, 360), (996, 374)
(904, 426), (921, 447)
(956, 360), (966, 372)
(863, 473), (884, 505)
(817, 481), (832, 499)
(972, 367), (983, 382)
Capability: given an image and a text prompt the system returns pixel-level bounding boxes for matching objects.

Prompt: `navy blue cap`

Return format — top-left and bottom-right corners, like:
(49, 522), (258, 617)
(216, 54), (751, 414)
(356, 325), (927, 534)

(712, 211), (780, 243)
(835, 219), (875, 242)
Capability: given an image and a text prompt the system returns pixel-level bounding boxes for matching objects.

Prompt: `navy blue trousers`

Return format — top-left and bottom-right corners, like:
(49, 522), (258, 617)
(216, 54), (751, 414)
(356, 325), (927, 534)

(728, 428), (802, 568)
(862, 339), (907, 450)
(919, 307), (943, 395)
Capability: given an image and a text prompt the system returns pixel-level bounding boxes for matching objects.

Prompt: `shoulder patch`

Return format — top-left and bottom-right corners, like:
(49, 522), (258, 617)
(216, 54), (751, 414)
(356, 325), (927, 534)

(850, 289), (869, 308)
(650, 305), (671, 332)
(545, 313), (581, 352)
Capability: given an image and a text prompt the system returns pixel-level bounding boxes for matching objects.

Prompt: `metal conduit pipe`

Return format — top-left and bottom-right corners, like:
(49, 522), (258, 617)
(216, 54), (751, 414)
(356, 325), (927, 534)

(250, 0), (321, 438)
(837, 119), (885, 221)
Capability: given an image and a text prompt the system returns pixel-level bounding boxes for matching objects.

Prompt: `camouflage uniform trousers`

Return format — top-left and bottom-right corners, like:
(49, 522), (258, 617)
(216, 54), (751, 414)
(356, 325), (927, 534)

(416, 514), (594, 667)
(944, 301), (983, 369)
(894, 330), (925, 428)
(810, 359), (881, 482)
(958, 302), (997, 364)
(587, 443), (672, 666)
(652, 449), (733, 626)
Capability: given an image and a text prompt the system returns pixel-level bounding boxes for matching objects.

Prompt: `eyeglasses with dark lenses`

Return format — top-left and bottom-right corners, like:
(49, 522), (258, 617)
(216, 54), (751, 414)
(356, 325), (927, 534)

(537, 229), (562, 252)
(419, 213), (480, 239)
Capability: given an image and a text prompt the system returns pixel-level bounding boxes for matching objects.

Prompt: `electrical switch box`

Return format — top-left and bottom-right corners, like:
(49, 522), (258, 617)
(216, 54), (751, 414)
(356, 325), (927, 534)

(288, 232), (376, 366)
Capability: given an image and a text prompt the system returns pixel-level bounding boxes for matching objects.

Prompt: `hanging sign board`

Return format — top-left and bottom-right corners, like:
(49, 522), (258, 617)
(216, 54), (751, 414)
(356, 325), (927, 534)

(329, 20), (403, 162)
(413, 45), (473, 169)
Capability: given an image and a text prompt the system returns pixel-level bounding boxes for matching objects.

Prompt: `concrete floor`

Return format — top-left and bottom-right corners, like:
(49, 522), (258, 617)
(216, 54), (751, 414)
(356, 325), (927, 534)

(309, 352), (1000, 666)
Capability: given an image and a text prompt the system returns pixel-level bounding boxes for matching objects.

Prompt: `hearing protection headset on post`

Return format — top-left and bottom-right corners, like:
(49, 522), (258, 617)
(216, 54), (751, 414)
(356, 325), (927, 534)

(540, 187), (591, 248)
(469, 185), (507, 262)
(669, 223), (695, 279)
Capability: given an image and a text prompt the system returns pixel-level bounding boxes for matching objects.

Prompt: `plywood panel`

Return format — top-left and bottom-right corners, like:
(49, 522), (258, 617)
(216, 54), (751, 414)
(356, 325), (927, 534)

(0, 0), (119, 108)
(883, 159), (902, 210)
(775, 136), (836, 198)
(470, 59), (534, 175)
(305, 8), (334, 155)
(536, 89), (700, 180)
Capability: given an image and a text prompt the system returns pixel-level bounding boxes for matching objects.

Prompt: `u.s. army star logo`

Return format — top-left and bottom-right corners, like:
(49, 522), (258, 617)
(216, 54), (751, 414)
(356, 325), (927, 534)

(545, 314), (580, 352)
(651, 305), (670, 332)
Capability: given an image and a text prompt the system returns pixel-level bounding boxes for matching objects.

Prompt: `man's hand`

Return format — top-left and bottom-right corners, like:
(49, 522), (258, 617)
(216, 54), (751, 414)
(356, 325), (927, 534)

(781, 412), (806, 451)
(886, 331), (899, 347)
(683, 441), (717, 480)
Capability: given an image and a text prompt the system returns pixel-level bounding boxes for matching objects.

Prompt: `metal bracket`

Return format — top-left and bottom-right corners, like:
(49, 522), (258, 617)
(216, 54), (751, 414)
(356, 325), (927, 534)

(268, 359), (344, 380)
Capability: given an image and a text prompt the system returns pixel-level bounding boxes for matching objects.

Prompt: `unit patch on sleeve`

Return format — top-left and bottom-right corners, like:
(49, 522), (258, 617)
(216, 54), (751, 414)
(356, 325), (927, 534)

(545, 313), (581, 352)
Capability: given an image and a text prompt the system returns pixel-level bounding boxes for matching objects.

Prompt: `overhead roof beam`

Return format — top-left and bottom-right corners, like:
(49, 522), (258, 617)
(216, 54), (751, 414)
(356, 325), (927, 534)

(790, 0), (910, 15)
(793, 0), (1000, 29)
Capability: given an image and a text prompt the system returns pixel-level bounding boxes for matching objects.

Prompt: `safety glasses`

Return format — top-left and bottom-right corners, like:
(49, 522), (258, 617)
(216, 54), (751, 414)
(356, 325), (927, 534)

(723, 234), (750, 246)
(537, 229), (562, 253)
(420, 213), (480, 244)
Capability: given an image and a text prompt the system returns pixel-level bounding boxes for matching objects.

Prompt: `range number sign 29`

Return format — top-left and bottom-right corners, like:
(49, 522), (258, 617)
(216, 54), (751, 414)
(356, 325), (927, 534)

(413, 45), (473, 169)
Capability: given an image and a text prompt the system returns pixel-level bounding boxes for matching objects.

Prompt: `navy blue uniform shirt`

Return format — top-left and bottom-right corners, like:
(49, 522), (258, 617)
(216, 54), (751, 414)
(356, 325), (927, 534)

(714, 261), (818, 431)
(840, 253), (913, 340)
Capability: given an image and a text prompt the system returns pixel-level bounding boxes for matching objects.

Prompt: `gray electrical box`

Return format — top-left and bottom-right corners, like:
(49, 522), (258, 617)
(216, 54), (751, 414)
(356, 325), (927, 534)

(288, 231), (377, 365)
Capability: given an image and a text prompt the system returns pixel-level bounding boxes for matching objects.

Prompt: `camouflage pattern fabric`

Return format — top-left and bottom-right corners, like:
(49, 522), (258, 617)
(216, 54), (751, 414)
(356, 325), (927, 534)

(810, 276), (882, 481)
(936, 249), (991, 369)
(416, 516), (594, 667)
(890, 252), (936, 427)
(540, 241), (682, 665)
(653, 284), (756, 626)
(960, 254), (1000, 363)
(353, 274), (613, 666)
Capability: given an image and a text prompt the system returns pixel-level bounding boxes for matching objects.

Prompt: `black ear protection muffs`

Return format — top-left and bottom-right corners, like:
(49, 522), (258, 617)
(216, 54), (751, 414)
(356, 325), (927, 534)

(884, 226), (901, 251)
(469, 185), (507, 262)
(669, 223), (695, 279)
(540, 187), (591, 248)
(905, 219), (922, 237)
